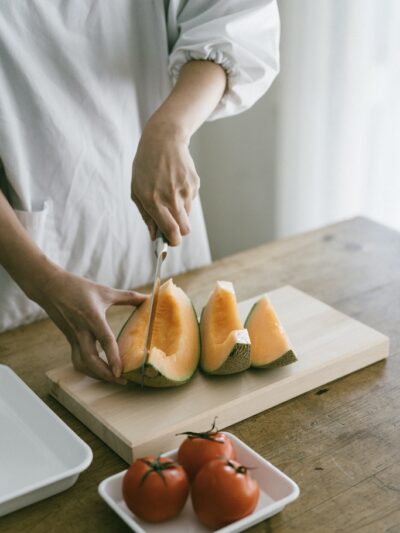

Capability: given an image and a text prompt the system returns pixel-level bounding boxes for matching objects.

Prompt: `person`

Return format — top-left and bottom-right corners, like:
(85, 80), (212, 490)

(0, 0), (280, 384)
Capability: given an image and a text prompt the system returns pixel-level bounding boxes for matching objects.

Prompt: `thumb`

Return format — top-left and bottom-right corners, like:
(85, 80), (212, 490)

(109, 289), (148, 307)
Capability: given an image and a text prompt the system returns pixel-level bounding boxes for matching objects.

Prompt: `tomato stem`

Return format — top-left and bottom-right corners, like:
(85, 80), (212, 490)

(176, 417), (224, 442)
(139, 457), (179, 486)
(225, 459), (257, 475)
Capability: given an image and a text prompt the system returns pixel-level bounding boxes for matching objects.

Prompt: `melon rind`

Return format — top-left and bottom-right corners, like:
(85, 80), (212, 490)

(117, 307), (136, 342)
(251, 349), (297, 369)
(199, 283), (251, 375)
(201, 337), (251, 375)
(123, 363), (196, 388)
(245, 299), (297, 369)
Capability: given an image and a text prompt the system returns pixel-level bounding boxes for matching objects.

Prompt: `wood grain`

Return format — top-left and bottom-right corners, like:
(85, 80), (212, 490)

(46, 285), (389, 464)
(1, 216), (399, 532)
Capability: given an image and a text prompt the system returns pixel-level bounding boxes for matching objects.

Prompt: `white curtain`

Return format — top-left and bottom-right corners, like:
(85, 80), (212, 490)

(274, 0), (400, 237)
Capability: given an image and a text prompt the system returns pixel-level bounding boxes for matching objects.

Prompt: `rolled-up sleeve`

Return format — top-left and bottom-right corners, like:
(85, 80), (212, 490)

(166, 0), (280, 121)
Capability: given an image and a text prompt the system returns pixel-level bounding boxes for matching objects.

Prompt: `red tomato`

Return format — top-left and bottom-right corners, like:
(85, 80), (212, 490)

(177, 421), (236, 480)
(191, 458), (260, 529)
(122, 455), (189, 523)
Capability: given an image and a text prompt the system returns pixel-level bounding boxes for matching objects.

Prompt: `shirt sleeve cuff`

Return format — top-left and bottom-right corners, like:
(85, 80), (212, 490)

(168, 47), (241, 122)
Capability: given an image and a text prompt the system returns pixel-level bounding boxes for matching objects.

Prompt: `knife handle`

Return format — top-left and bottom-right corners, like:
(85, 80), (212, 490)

(155, 230), (168, 260)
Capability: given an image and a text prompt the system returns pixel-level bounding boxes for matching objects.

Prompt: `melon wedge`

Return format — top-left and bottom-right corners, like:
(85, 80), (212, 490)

(200, 281), (251, 375)
(118, 279), (200, 387)
(245, 296), (297, 368)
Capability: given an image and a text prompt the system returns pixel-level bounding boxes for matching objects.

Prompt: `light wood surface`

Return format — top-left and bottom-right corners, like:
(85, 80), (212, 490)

(46, 285), (389, 464)
(1, 216), (399, 533)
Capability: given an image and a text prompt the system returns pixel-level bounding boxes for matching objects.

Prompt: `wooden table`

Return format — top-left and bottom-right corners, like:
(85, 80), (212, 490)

(1, 216), (399, 533)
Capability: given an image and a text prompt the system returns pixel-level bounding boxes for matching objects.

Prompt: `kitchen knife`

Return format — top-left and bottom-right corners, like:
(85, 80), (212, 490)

(140, 230), (168, 385)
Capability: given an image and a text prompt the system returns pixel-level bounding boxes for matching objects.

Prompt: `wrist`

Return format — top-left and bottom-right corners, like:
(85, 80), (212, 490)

(143, 114), (191, 145)
(18, 253), (64, 305)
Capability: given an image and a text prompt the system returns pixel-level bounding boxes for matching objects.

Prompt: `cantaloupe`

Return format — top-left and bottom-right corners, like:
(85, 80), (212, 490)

(200, 281), (251, 375)
(118, 279), (200, 387)
(245, 296), (297, 368)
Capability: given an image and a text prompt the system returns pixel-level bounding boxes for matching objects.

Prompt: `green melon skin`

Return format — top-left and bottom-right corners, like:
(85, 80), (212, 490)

(123, 364), (196, 388)
(244, 301), (257, 325)
(117, 307), (136, 340)
(119, 304), (200, 388)
(245, 301), (297, 369)
(199, 301), (251, 376)
(201, 342), (251, 375)
(251, 349), (297, 369)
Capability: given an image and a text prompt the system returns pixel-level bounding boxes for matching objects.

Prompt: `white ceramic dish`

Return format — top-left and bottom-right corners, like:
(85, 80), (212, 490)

(0, 365), (92, 517)
(98, 432), (299, 532)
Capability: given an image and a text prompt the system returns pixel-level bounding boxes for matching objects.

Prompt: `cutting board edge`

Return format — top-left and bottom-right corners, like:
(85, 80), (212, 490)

(47, 374), (134, 463)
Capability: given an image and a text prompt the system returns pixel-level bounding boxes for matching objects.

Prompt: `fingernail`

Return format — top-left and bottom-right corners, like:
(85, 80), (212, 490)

(118, 378), (128, 386)
(112, 364), (121, 378)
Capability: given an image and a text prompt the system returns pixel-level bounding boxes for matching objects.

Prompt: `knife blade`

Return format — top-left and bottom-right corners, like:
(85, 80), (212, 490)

(140, 230), (168, 385)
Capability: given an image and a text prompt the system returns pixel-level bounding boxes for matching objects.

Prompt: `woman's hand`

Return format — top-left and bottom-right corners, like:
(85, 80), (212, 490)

(31, 267), (147, 384)
(0, 190), (146, 384)
(132, 121), (200, 246)
(131, 60), (226, 246)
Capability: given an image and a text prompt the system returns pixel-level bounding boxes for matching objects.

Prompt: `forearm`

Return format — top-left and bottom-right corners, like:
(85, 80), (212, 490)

(0, 191), (57, 300)
(146, 60), (227, 142)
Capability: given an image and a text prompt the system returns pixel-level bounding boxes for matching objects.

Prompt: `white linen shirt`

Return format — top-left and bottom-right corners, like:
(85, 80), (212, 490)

(0, 0), (280, 332)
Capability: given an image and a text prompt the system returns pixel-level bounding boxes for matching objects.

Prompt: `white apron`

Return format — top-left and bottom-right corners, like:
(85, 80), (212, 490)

(0, 0), (280, 332)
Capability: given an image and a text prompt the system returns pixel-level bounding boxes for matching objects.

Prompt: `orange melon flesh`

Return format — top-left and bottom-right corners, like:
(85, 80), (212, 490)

(200, 281), (250, 374)
(118, 279), (199, 387)
(245, 296), (297, 368)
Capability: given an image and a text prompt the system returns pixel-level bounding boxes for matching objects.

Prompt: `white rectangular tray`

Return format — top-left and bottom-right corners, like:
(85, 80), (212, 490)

(0, 365), (92, 517)
(98, 432), (299, 533)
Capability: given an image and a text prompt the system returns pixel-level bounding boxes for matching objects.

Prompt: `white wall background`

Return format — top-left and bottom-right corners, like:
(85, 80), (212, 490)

(192, 0), (400, 260)
(191, 79), (279, 259)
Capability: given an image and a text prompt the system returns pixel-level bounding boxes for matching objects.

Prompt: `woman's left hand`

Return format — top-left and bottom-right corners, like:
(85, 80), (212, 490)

(131, 121), (200, 246)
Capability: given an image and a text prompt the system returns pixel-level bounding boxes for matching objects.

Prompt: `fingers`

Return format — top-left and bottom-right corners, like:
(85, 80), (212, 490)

(82, 292), (144, 379)
(42, 270), (132, 385)
(73, 331), (127, 385)
(93, 320), (123, 378)
(170, 193), (191, 236)
(132, 192), (157, 240)
(132, 180), (197, 246)
(146, 203), (182, 246)
(70, 287), (146, 383)
(182, 193), (193, 216)
(108, 289), (148, 307)
(71, 344), (101, 381)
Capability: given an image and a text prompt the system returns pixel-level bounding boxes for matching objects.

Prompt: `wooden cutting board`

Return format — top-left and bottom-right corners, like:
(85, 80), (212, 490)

(46, 286), (389, 463)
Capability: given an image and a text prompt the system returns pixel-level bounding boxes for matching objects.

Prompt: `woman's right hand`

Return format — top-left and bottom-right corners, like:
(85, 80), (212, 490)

(29, 266), (147, 384)
(131, 61), (226, 246)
